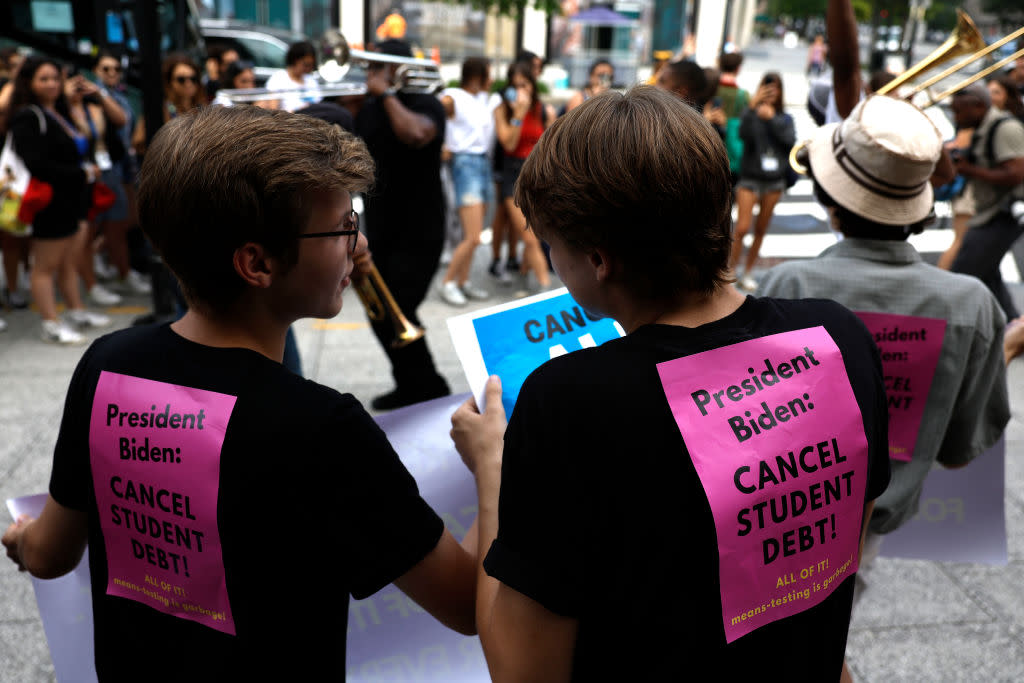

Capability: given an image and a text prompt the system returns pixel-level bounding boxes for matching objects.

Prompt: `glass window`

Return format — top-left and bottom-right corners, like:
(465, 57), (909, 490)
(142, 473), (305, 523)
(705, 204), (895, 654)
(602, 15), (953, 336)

(368, 0), (516, 63)
(233, 35), (288, 68)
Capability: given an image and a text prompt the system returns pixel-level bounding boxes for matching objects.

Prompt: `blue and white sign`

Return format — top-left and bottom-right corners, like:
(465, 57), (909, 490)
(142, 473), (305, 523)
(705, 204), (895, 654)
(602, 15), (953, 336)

(447, 287), (625, 416)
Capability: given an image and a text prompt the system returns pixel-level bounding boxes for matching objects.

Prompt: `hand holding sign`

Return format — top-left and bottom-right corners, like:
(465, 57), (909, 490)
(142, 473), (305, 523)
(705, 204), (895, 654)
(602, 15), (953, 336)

(447, 288), (625, 416)
(2, 513), (32, 571)
(450, 376), (506, 479)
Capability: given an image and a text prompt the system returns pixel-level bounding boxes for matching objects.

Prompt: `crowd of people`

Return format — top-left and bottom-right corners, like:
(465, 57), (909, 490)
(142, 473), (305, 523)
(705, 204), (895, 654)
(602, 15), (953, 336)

(3, 0), (1024, 678)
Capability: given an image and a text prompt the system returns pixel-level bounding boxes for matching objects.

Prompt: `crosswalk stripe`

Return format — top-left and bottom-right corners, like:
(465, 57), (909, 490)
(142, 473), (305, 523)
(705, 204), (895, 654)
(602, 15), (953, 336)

(739, 190), (1022, 284)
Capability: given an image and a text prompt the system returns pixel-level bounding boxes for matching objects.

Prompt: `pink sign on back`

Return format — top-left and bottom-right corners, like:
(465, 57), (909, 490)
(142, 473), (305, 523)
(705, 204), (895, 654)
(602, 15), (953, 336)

(656, 327), (869, 643)
(855, 312), (946, 462)
(89, 371), (237, 635)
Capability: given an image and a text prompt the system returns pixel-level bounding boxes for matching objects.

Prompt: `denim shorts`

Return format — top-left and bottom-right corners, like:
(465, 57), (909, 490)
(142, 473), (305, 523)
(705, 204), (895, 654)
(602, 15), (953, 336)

(95, 166), (129, 223)
(737, 176), (787, 196)
(451, 152), (494, 208)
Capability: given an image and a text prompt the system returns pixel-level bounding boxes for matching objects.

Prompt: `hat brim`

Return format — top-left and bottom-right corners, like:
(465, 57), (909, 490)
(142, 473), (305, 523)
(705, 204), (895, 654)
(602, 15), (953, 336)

(807, 123), (934, 226)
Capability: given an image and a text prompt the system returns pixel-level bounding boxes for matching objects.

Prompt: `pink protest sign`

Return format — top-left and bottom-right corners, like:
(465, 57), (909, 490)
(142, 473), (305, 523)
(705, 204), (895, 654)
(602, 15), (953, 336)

(657, 327), (868, 643)
(855, 312), (946, 463)
(89, 371), (237, 635)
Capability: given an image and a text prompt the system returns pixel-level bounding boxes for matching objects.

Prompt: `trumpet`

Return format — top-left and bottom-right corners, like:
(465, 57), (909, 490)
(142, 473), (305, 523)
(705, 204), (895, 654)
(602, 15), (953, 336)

(353, 263), (425, 348)
(217, 30), (444, 106)
(790, 10), (1024, 174)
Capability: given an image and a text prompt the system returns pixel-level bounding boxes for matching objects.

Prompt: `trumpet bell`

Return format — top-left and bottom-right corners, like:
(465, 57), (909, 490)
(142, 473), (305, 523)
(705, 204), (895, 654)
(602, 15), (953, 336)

(354, 264), (425, 349)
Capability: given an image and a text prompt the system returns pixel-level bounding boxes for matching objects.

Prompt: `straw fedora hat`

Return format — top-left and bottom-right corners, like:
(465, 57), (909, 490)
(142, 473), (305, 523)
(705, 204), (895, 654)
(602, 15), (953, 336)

(807, 95), (942, 226)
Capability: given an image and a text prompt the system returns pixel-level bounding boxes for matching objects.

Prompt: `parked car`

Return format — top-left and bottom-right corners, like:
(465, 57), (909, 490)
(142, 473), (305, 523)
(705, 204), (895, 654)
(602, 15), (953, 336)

(199, 19), (313, 86)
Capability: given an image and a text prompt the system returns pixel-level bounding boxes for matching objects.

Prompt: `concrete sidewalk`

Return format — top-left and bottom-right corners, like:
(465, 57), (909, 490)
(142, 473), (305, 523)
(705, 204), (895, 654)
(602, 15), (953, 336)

(1, 254), (1023, 681)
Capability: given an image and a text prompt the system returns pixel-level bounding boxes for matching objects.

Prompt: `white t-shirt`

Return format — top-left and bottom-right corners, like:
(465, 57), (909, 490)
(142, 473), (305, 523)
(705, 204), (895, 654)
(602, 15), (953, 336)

(265, 70), (321, 113)
(442, 87), (496, 155)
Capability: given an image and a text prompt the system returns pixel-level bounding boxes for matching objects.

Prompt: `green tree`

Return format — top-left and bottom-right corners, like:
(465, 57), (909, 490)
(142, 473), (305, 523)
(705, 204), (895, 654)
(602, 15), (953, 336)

(925, 0), (960, 32)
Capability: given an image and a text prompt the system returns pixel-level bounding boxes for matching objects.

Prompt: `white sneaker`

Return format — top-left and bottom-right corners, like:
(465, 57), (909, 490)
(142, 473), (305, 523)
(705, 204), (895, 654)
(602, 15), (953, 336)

(66, 309), (112, 329)
(460, 282), (489, 301)
(93, 253), (118, 281)
(4, 289), (28, 309)
(41, 319), (85, 345)
(89, 283), (122, 306)
(738, 275), (759, 292)
(119, 270), (152, 295)
(439, 280), (467, 306)
(0, 318), (7, 332)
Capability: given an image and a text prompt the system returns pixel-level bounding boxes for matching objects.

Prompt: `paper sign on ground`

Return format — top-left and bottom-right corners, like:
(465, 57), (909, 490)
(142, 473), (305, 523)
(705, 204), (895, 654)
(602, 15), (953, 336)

(447, 287), (624, 416)
(346, 392), (488, 681)
(6, 494), (97, 683)
(880, 437), (1007, 564)
(657, 327), (869, 643)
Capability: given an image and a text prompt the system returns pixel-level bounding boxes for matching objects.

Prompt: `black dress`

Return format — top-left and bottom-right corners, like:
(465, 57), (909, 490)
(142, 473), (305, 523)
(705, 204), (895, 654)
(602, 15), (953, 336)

(10, 106), (87, 240)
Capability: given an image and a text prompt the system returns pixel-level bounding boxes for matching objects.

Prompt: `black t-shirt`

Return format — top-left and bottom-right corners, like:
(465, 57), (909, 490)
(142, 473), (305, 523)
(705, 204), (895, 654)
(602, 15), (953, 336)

(49, 324), (443, 681)
(355, 93), (445, 245)
(484, 296), (890, 681)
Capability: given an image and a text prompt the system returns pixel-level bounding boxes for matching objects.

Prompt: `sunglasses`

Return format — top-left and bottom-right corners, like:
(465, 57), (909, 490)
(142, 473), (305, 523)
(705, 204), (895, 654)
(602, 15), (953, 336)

(174, 74), (199, 84)
(99, 65), (122, 73)
(297, 210), (360, 253)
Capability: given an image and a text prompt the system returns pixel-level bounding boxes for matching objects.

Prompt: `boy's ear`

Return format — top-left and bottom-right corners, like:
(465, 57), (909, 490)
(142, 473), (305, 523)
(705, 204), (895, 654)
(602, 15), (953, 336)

(232, 242), (274, 288)
(589, 246), (614, 282)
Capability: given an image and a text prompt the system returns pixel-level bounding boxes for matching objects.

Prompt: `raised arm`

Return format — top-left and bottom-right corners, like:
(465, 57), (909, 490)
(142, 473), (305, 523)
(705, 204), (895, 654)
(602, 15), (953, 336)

(495, 90), (532, 154)
(367, 67), (437, 148)
(828, 0), (862, 119)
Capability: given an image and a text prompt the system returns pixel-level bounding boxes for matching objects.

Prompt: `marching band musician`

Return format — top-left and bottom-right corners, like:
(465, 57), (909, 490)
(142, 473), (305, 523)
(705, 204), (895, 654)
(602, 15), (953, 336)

(354, 38), (451, 410)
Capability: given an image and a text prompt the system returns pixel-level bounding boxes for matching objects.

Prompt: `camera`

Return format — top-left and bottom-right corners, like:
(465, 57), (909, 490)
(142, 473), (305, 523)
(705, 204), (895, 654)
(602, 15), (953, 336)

(949, 148), (976, 165)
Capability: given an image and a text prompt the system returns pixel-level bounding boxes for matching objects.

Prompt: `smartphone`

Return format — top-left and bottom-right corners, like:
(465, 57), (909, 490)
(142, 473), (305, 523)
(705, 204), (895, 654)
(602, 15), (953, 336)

(504, 86), (517, 103)
(711, 96), (722, 108)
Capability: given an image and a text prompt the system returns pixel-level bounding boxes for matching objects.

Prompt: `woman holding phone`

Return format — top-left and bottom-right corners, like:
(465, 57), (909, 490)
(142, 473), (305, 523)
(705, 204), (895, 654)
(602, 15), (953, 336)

(494, 61), (556, 295)
(730, 71), (795, 291)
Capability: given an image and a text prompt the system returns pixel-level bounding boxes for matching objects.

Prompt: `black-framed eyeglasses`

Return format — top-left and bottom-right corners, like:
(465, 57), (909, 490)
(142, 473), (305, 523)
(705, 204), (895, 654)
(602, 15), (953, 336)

(99, 65), (122, 73)
(174, 75), (199, 84)
(298, 210), (360, 253)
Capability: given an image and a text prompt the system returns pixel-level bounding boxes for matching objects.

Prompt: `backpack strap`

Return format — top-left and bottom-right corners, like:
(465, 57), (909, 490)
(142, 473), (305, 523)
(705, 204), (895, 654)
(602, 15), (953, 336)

(984, 115), (1009, 167)
(27, 104), (47, 135)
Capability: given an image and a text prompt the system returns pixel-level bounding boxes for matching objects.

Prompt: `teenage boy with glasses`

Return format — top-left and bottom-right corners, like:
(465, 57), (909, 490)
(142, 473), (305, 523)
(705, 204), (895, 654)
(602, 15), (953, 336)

(3, 106), (481, 679)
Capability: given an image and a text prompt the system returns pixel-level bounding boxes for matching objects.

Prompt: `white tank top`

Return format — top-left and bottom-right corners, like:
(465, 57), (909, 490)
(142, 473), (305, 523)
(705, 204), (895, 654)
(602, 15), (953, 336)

(442, 87), (495, 155)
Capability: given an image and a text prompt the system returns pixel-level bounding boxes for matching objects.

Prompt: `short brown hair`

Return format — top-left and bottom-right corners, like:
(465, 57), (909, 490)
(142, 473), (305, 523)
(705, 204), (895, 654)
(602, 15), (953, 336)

(138, 106), (374, 313)
(719, 52), (743, 74)
(515, 85), (733, 300)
